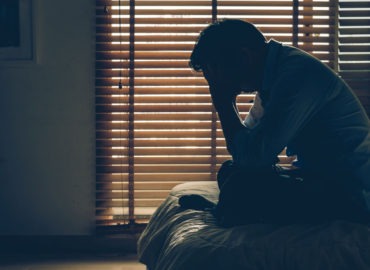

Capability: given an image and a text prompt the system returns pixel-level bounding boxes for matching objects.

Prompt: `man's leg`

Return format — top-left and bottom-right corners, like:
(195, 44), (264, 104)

(217, 159), (235, 189)
(179, 161), (370, 226)
(178, 160), (235, 211)
(216, 167), (370, 227)
(179, 161), (320, 225)
(214, 167), (294, 227)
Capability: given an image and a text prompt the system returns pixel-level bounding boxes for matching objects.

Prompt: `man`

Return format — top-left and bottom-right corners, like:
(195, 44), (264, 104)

(180, 19), (370, 227)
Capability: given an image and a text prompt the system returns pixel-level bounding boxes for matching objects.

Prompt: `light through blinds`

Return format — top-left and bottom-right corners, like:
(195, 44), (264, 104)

(95, 0), (369, 233)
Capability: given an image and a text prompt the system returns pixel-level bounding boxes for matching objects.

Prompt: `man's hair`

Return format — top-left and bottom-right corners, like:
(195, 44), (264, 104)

(189, 19), (267, 72)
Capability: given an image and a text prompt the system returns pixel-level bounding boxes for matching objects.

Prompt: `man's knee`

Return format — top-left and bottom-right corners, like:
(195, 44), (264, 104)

(217, 160), (236, 189)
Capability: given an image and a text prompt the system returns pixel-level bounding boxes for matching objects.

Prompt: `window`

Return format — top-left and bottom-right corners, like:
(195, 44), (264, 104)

(338, 0), (370, 113)
(95, 0), (370, 233)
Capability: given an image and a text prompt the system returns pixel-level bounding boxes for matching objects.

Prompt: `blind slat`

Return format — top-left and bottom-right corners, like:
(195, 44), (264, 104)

(97, 17), (334, 26)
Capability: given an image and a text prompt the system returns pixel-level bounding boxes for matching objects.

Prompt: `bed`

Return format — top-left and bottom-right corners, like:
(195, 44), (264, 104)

(137, 181), (370, 270)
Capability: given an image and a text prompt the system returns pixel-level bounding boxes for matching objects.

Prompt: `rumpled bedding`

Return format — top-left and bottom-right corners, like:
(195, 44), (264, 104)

(137, 181), (370, 270)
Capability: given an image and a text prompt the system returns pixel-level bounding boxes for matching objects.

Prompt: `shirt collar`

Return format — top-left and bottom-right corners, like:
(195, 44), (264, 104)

(260, 39), (282, 105)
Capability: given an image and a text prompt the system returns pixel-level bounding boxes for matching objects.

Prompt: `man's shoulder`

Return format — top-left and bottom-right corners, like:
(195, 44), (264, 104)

(276, 43), (337, 82)
(280, 44), (320, 68)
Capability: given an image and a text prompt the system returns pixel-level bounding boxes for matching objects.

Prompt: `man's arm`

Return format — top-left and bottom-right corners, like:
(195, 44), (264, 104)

(231, 65), (332, 169)
(203, 64), (249, 158)
(210, 85), (246, 157)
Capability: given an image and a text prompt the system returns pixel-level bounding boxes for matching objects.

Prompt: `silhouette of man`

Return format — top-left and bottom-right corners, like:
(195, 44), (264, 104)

(180, 19), (370, 227)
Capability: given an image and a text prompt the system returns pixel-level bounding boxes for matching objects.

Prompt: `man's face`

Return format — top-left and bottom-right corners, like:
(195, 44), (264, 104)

(203, 61), (256, 96)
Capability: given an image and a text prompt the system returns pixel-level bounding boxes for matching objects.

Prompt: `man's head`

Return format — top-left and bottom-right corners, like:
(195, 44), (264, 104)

(190, 19), (268, 93)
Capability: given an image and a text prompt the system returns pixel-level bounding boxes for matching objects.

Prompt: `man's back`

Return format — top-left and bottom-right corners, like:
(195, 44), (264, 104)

(268, 42), (370, 185)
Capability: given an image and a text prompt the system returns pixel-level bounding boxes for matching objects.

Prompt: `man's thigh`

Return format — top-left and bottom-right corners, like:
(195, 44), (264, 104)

(214, 165), (365, 227)
(217, 167), (304, 226)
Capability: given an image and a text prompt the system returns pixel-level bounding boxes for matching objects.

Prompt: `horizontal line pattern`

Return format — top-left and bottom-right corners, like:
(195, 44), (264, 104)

(95, 0), (369, 230)
(338, 0), (370, 112)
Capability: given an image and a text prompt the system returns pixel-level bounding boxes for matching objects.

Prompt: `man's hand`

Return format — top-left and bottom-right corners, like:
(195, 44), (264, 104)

(245, 93), (264, 128)
(203, 64), (240, 108)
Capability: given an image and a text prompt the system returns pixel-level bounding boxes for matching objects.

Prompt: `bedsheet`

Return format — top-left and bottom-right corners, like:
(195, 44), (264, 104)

(137, 181), (370, 270)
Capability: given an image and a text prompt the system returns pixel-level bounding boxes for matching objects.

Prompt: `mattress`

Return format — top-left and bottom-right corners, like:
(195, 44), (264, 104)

(137, 181), (370, 270)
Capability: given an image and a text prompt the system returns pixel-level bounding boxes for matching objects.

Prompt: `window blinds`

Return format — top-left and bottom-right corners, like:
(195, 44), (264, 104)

(338, 0), (370, 113)
(95, 0), (369, 232)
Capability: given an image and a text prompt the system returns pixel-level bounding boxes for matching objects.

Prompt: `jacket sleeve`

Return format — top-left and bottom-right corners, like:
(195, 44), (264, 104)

(230, 62), (335, 169)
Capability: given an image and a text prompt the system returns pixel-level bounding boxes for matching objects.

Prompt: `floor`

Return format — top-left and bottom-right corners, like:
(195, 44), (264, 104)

(0, 253), (146, 270)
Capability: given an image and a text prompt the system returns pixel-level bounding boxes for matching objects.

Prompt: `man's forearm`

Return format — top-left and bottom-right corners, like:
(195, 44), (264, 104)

(213, 99), (246, 156)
